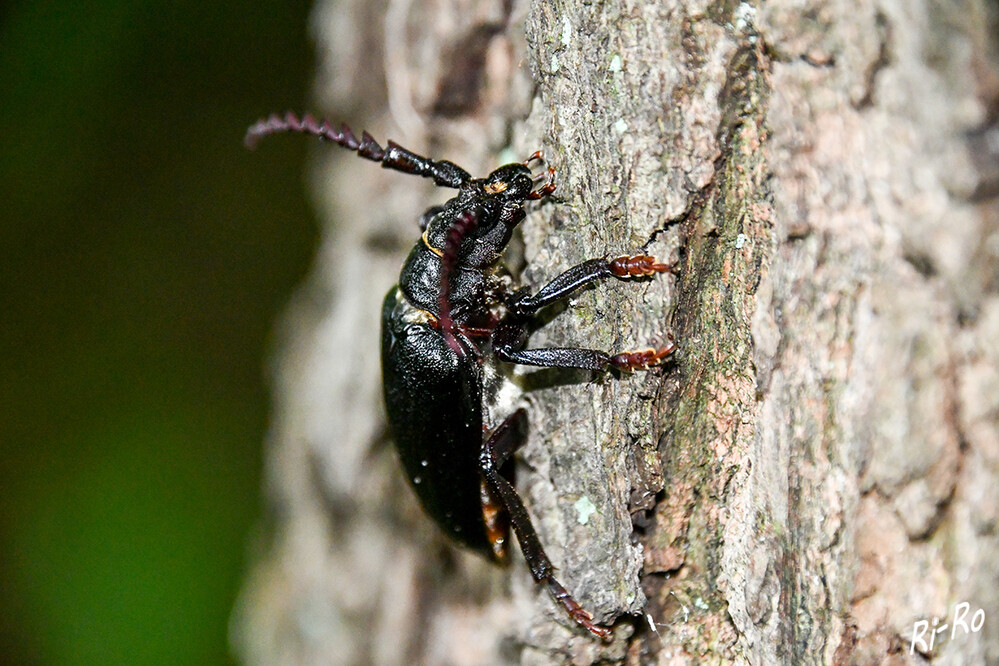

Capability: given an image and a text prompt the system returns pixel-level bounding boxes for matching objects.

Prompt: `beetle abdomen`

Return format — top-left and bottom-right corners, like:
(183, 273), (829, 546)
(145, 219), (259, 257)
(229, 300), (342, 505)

(380, 287), (494, 557)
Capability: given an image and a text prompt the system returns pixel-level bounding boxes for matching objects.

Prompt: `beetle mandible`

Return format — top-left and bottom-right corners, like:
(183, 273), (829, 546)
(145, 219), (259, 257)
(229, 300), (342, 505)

(246, 112), (676, 640)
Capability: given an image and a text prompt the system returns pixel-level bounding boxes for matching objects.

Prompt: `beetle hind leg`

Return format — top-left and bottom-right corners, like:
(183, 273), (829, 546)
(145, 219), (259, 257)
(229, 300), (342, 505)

(479, 410), (613, 640)
(488, 407), (528, 466)
(479, 409), (527, 562)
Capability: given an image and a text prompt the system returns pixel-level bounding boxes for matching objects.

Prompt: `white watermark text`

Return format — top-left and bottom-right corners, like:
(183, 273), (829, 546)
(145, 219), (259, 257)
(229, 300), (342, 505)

(910, 602), (986, 655)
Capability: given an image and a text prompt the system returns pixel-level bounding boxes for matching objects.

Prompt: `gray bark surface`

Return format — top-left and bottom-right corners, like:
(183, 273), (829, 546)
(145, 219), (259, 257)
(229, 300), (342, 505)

(233, 0), (999, 663)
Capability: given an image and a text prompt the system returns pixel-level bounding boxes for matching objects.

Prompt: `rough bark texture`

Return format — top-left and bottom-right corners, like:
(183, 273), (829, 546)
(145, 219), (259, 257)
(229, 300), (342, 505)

(232, 0), (999, 663)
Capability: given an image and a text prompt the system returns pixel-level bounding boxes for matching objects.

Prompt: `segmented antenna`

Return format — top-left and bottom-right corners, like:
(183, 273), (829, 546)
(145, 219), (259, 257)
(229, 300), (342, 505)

(438, 210), (480, 355)
(244, 111), (471, 188)
(244, 112), (378, 155)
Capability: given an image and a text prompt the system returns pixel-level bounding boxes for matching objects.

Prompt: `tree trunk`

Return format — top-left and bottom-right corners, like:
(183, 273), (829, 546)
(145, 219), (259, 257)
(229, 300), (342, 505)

(232, 0), (999, 663)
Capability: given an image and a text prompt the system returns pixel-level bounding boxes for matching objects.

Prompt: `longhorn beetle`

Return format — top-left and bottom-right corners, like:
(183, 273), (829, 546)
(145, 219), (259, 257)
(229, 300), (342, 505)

(245, 112), (676, 639)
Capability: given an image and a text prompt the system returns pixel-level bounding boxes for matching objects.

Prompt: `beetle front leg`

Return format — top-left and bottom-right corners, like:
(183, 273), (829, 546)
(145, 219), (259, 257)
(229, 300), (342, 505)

(479, 413), (613, 641)
(508, 254), (670, 318)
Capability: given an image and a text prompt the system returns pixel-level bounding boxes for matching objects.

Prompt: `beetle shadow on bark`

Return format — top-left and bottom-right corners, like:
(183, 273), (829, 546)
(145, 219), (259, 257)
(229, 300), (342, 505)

(513, 365), (605, 393)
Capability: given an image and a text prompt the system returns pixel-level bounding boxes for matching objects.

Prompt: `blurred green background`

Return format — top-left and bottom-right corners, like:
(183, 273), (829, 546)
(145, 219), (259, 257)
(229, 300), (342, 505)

(0, 1), (317, 663)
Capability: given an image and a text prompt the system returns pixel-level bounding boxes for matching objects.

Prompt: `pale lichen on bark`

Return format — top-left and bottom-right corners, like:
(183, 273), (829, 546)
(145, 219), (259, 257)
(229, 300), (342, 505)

(233, 0), (999, 663)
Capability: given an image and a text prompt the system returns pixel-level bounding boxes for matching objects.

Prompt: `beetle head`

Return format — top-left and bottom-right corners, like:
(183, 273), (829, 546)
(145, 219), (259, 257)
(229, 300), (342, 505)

(482, 163), (536, 201)
(432, 154), (557, 269)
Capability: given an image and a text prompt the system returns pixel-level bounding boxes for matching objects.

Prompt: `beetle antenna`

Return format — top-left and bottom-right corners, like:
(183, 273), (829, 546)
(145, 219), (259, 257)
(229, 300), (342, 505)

(438, 210), (479, 355)
(244, 111), (471, 188)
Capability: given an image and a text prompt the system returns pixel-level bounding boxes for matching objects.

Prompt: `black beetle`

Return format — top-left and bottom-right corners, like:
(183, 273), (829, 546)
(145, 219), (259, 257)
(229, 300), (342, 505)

(246, 112), (676, 639)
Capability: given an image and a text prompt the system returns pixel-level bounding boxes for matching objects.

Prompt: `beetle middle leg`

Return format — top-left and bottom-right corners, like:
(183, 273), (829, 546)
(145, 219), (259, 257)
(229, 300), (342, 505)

(494, 341), (676, 373)
(479, 409), (613, 640)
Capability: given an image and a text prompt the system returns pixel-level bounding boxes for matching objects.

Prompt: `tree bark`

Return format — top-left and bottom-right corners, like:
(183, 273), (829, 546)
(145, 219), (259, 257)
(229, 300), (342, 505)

(232, 0), (999, 663)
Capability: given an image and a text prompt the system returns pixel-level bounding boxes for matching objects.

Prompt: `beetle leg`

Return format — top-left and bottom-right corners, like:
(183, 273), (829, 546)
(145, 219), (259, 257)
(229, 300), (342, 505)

(523, 150), (545, 167)
(527, 166), (557, 200)
(480, 480), (510, 562)
(493, 339), (677, 372)
(507, 255), (671, 318)
(494, 345), (613, 371)
(606, 339), (678, 371)
(479, 413), (613, 641)
(489, 408), (528, 466)
(245, 112), (472, 187)
(479, 408), (527, 562)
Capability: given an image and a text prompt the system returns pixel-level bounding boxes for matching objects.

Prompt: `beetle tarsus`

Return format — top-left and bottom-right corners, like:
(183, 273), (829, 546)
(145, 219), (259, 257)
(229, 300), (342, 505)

(546, 578), (614, 640)
(527, 166), (557, 200)
(608, 254), (671, 277)
(608, 336), (677, 372)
